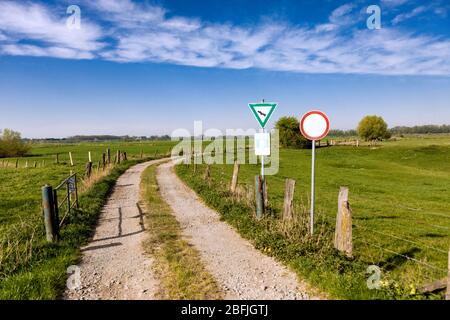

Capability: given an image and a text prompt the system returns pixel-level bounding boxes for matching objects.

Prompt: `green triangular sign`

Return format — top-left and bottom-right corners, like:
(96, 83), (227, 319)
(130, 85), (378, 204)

(249, 103), (277, 128)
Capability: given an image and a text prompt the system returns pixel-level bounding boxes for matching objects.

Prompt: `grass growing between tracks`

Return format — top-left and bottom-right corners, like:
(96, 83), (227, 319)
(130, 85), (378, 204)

(140, 165), (223, 300)
(0, 157), (163, 299)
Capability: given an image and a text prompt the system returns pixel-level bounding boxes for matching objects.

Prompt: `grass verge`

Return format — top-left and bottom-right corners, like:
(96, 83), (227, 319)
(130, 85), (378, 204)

(0, 157), (162, 299)
(140, 165), (223, 300)
(176, 164), (444, 300)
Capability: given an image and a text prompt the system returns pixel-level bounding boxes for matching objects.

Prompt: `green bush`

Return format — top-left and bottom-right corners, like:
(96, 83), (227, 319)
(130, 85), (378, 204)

(0, 129), (30, 158)
(275, 116), (311, 149)
(357, 116), (391, 141)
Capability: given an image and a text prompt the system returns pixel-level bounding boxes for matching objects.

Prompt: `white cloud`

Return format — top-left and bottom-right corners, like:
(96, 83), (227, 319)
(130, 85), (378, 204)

(392, 6), (428, 24)
(329, 3), (355, 25)
(0, 1), (104, 58)
(0, 0), (449, 76)
(381, 0), (409, 7)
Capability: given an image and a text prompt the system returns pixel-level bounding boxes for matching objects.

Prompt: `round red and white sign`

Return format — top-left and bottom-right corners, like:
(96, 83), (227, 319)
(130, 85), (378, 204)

(300, 110), (330, 141)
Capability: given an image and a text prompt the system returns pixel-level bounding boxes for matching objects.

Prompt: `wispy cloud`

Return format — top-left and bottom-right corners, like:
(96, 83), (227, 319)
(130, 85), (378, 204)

(0, 0), (449, 76)
(381, 0), (410, 8)
(392, 5), (428, 24)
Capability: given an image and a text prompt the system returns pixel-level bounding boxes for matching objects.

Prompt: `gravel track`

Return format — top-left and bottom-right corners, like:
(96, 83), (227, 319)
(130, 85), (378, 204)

(64, 159), (167, 300)
(156, 161), (319, 300)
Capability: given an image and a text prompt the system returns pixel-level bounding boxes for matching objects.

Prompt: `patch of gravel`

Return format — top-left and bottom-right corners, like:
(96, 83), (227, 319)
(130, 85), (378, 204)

(64, 159), (167, 300)
(156, 162), (321, 300)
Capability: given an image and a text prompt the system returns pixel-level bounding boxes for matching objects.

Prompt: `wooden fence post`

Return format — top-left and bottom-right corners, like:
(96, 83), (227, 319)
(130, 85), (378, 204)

(88, 151), (92, 163)
(123, 152), (127, 161)
(107, 148), (111, 164)
(33, 161), (37, 168)
(283, 179), (296, 220)
(334, 187), (353, 258)
(85, 162), (92, 178)
(204, 164), (211, 180)
(263, 178), (268, 208)
(42, 185), (57, 242)
(102, 153), (106, 168)
(117, 150), (121, 164)
(69, 152), (74, 166)
(15, 159), (19, 168)
(255, 175), (264, 220)
(230, 161), (240, 193)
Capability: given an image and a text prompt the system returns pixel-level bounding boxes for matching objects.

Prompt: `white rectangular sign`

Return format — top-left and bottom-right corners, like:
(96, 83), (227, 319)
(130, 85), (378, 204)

(254, 133), (270, 156)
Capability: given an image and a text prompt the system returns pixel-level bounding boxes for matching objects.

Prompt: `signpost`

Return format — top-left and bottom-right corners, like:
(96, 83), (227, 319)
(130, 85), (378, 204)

(249, 101), (277, 219)
(249, 102), (277, 176)
(300, 110), (330, 235)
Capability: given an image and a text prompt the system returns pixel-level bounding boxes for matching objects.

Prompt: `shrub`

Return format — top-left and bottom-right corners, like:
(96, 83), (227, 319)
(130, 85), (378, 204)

(357, 116), (391, 141)
(0, 129), (30, 158)
(275, 116), (311, 149)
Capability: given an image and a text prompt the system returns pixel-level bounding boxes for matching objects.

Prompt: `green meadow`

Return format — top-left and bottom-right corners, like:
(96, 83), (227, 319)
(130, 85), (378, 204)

(0, 140), (175, 299)
(177, 135), (450, 299)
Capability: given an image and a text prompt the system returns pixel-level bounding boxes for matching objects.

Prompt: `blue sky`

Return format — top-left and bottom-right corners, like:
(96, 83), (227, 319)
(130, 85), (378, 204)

(0, 0), (449, 138)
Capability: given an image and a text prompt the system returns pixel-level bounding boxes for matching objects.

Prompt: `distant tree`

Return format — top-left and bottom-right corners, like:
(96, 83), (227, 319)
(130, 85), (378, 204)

(357, 116), (391, 141)
(390, 124), (450, 135)
(275, 116), (311, 149)
(0, 129), (30, 158)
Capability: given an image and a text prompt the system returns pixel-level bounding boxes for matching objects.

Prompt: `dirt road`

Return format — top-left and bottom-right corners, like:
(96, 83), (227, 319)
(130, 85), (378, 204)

(156, 162), (318, 300)
(64, 159), (167, 300)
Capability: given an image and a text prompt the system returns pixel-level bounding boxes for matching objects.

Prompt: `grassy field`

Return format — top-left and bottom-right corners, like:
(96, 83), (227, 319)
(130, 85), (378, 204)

(176, 135), (450, 299)
(0, 140), (175, 299)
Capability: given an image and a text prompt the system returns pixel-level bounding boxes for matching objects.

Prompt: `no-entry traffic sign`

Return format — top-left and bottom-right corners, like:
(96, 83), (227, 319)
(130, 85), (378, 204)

(299, 110), (330, 235)
(300, 110), (330, 141)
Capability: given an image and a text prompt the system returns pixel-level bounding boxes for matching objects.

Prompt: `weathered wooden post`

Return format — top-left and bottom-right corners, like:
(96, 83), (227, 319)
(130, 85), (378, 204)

(69, 152), (74, 166)
(102, 153), (106, 168)
(42, 185), (57, 242)
(334, 187), (353, 258)
(283, 179), (296, 220)
(230, 161), (240, 193)
(255, 176), (264, 219)
(52, 189), (60, 238)
(123, 152), (127, 161)
(116, 150), (121, 164)
(88, 151), (92, 163)
(85, 161), (92, 178)
(33, 161), (37, 168)
(204, 164), (211, 180)
(263, 178), (268, 208)
(15, 159), (19, 169)
(106, 148), (111, 164)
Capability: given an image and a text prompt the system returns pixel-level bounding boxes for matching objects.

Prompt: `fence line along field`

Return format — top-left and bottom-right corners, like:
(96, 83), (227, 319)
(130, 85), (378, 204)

(176, 134), (450, 299)
(0, 140), (176, 299)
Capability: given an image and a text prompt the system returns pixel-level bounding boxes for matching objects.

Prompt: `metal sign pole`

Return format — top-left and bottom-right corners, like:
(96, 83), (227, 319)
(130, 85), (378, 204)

(261, 128), (265, 177)
(310, 140), (316, 235)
